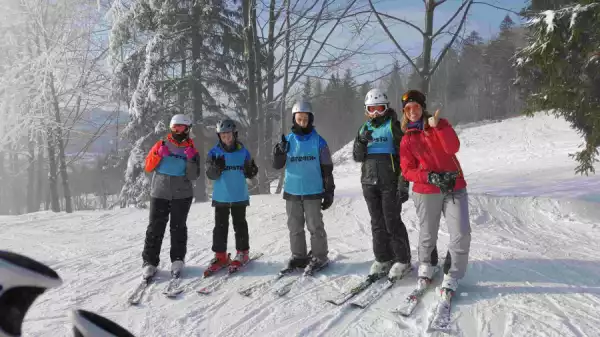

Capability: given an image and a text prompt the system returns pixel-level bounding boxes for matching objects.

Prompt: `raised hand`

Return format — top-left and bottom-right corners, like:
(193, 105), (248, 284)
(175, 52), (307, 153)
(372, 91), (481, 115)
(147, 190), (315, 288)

(428, 109), (441, 128)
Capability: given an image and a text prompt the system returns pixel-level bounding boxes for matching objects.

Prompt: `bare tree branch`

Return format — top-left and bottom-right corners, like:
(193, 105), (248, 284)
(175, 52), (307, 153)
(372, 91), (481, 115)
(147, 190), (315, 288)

(472, 1), (522, 16)
(371, 11), (424, 35)
(434, 0), (448, 7)
(430, 0), (473, 75)
(368, 0), (420, 73)
(432, 0), (471, 39)
(288, 0), (359, 89)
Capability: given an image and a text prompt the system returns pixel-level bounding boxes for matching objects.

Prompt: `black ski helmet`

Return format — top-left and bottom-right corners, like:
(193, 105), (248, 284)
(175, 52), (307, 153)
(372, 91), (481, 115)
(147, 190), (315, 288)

(216, 119), (238, 141)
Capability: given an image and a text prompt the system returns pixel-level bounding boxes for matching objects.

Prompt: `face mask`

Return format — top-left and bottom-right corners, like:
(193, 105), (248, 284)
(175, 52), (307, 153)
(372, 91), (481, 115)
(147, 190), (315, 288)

(172, 132), (187, 143)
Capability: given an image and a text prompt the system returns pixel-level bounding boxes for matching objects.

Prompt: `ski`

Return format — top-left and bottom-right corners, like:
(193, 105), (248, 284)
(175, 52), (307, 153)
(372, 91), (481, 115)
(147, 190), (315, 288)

(325, 274), (382, 306)
(349, 265), (413, 309)
(237, 266), (299, 297)
(391, 266), (440, 316)
(427, 288), (454, 333)
(196, 252), (263, 295)
(128, 275), (154, 305)
(163, 274), (183, 298)
(274, 260), (330, 297)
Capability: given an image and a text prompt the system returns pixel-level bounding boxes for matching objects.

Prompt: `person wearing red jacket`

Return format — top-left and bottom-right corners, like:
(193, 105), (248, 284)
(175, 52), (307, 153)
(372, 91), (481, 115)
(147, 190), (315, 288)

(399, 90), (471, 298)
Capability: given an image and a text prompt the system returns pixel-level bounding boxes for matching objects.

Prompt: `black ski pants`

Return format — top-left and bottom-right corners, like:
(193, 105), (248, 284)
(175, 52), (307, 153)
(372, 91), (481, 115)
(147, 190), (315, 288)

(362, 184), (412, 264)
(142, 197), (193, 267)
(212, 205), (249, 253)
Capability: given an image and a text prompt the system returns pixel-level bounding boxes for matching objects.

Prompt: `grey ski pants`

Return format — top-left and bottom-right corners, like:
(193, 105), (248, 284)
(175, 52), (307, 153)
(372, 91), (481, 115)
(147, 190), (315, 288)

(286, 199), (328, 260)
(413, 188), (471, 279)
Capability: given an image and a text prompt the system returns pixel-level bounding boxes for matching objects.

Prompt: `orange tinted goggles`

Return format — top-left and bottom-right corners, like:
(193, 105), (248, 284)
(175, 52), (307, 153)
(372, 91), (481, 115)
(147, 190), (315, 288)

(366, 105), (386, 115)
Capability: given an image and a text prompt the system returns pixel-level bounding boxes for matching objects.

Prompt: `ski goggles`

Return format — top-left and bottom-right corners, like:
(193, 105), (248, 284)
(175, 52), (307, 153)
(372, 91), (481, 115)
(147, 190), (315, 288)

(403, 102), (421, 113)
(365, 104), (387, 116)
(171, 124), (189, 133)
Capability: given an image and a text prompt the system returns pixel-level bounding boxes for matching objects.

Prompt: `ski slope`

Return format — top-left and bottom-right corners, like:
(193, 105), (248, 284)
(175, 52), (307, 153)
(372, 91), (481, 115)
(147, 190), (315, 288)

(2, 112), (600, 337)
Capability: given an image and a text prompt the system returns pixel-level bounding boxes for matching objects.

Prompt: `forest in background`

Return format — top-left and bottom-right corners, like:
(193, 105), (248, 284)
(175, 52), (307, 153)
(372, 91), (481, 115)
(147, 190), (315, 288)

(1, 0), (597, 215)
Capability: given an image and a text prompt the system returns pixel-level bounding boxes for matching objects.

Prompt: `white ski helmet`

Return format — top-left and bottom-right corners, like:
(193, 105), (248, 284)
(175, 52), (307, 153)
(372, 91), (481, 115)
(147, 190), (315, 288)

(291, 100), (313, 115)
(0, 250), (62, 337)
(169, 114), (192, 128)
(71, 309), (136, 337)
(364, 88), (389, 113)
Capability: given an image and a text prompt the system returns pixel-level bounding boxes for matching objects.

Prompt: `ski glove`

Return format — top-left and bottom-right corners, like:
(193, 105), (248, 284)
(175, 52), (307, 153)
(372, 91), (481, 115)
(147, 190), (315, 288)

(397, 179), (410, 204)
(321, 192), (334, 210)
(428, 171), (459, 194)
(244, 159), (258, 179)
(212, 155), (226, 172)
(184, 146), (198, 160)
(274, 134), (289, 155)
(157, 142), (170, 158)
(357, 128), (373, 144)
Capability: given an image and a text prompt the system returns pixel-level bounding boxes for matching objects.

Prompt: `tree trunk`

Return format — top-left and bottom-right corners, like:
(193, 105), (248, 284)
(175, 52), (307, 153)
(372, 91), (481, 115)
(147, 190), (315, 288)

(48, 72), (73, 213)
(27, 132), (36, 213)
(275, 0), (291, 195)
(191, 6), (207, 202)
(180, 45), (186, 115)
(253, 1), (268, 194)
(36, 134), (45, 212)
(260, 0), (278, 195)
(0, 151), (5, 214)
(46, 125), (61, 212)
(421, 0), (436, 94)
(10, 152), (21, 215)
(244, 0), (260, 184)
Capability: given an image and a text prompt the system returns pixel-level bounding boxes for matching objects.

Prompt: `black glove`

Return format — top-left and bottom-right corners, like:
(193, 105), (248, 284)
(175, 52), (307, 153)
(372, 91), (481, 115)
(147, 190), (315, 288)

(357, 128), (373, 144)
(212, 155), (226, 172)
(274, 134), (289, 155)
(397, 180), (409, 204)
(321, 192), (334, 210)
(244, 159), (258, 178)
(428, 171), (459, 194)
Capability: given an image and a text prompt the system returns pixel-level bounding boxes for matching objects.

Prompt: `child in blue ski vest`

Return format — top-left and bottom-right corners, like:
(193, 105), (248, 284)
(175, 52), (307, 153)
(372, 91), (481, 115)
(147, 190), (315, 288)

(204, 119), (258, 275)
(272, 99), (335, 275)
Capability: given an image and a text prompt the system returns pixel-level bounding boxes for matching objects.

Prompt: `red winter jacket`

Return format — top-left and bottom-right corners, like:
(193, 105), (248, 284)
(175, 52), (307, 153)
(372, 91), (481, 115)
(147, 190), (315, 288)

(400, 118), (467, 194)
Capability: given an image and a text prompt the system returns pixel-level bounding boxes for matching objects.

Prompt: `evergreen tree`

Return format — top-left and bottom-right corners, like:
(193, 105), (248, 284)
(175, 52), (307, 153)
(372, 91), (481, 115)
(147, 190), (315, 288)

(515, 1), (600, 174)
(385, 61), (405, 110)
(109, 0), (244, 206)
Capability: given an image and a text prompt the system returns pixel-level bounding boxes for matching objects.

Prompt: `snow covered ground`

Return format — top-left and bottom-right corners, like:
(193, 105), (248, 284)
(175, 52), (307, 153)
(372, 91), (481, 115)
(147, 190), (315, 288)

(2, 111), (600, 337)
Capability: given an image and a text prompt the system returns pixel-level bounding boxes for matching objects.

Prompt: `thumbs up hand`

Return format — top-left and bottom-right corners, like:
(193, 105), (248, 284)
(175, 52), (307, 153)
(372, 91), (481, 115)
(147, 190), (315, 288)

(428, 109), (441, 128)
(275, 134), (289, 155)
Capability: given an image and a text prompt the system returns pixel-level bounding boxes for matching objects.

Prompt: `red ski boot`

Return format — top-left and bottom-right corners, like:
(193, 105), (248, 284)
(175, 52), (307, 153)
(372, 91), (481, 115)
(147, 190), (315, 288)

(229, 250), (249, 273)
(203, 252), (230, 277)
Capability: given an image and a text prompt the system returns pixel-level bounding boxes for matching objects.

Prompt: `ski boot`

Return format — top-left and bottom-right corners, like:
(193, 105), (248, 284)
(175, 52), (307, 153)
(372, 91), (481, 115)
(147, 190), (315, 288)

(388, 262), (411, 280)
(203, 252), (230, 277)
(142, 262), (157, 280)
(171, 260), (184, 277)
(440, 273), (458, 298)
(416, 263), (436, 290)
(229, 250), (250, 273)
(304, 256), (329, 276)
(369, 260), (392, 278)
